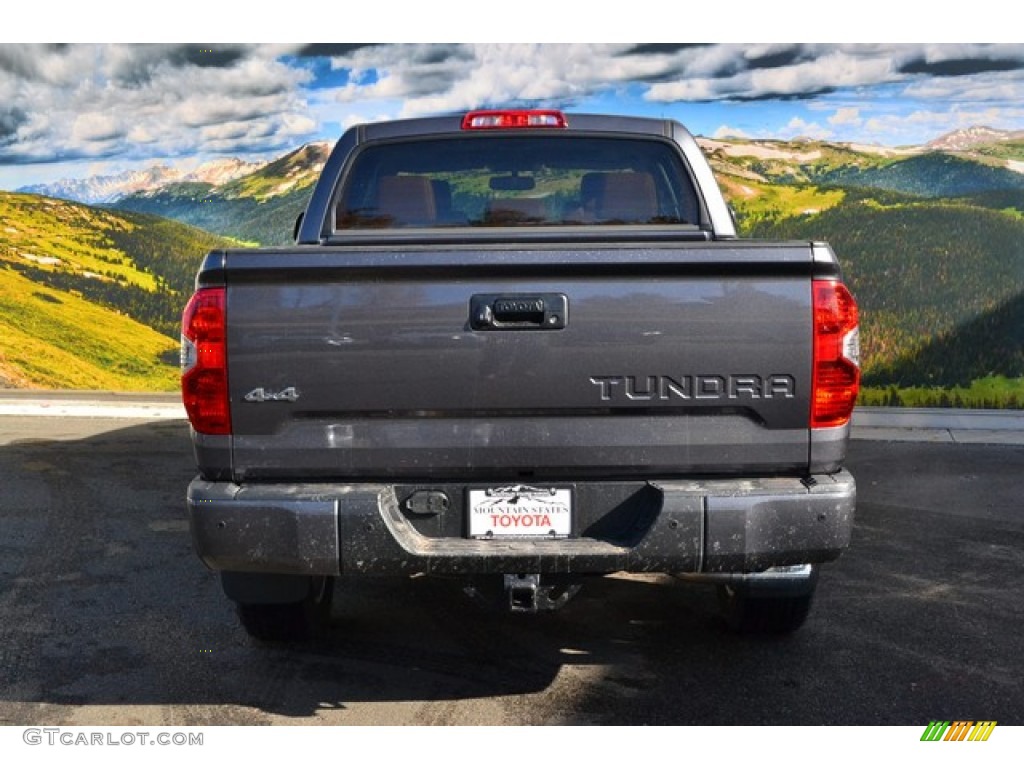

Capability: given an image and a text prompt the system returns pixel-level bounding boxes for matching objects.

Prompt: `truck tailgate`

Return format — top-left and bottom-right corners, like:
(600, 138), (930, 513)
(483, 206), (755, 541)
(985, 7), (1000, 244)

(220, 242), (816, 481)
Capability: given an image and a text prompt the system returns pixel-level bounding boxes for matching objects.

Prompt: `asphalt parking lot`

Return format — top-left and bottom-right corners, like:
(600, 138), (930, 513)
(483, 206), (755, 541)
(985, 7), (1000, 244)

(0, 407), (1021, 726)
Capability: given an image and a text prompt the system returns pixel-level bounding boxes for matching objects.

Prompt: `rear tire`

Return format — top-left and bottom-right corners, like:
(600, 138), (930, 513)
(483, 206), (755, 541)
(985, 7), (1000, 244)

(234, 575), (335, 643)
(718, 566), (818, 635)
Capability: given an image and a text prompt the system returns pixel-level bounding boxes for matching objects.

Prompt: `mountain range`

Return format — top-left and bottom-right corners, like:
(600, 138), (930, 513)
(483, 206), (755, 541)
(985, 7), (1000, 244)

(17, 129), (1024, 208)
(698, 126), (1024, 197)
(11, 127), (1024, 247)
(109, 142), (330, 245)
(925, 126), (1024, 152)
(2, 127), (1022, 403)
(19, 157), (267, 205)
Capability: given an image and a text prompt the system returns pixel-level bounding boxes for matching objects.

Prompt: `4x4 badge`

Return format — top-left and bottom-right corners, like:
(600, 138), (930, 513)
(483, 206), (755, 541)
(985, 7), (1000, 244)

(244, 387), (299, 403)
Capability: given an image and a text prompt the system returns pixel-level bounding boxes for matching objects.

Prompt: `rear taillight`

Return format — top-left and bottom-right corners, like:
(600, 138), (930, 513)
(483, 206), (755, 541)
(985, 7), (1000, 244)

(461, 109), (568, 130)
(181, 287), (231, 435)
(812, 280), (860, 429)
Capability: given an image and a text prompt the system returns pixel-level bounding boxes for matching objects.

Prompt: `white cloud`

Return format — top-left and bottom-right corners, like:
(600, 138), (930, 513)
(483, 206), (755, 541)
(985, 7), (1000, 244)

(71, 112), (123, 143)
(828, 107), (862, 127)
(777, 117), (831, 141)
(863, 105), (1024, 145)
(0, 44), (318, 165)
(902, 70), (1024, 103)
(126, 125), (157, 144)
(2, 42), (1024, 183)
(713, 125), (750, 139)
(645, 48), (902, 103)
(280, 113), (317, 136)
(328, 43), (646, 117)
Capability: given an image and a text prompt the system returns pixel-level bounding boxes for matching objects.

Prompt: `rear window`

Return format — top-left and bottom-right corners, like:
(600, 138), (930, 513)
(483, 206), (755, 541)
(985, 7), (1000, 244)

(334, 135), (701, 230)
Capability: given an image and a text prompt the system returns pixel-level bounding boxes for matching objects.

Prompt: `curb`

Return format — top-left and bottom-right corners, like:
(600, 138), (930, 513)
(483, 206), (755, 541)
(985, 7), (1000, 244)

(852, 407), (1024, 445)
(853, 406), (1024, 430)
(0, 391), (185, 420)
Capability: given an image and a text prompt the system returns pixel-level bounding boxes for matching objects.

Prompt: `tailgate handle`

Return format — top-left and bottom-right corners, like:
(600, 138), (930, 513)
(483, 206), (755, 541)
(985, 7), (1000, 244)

(470, 293), (567, 330)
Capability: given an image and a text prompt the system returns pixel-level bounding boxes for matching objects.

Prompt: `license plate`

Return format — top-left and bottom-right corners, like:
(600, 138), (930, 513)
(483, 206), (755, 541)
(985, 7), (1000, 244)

(468, 486), (572, 538)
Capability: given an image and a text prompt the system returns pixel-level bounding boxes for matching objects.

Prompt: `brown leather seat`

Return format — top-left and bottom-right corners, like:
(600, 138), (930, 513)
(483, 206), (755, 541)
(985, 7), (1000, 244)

(596, 172), (658, 223)
(376, 175), (437, 226)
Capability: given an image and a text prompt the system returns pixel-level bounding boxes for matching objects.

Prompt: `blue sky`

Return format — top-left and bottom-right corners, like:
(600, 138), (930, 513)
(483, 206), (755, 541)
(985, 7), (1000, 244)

(2, 41), (1023, 189)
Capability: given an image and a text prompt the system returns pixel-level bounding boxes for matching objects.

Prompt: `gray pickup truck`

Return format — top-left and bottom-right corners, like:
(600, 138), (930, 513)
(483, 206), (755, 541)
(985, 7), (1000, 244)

(182, 110), (860, 642)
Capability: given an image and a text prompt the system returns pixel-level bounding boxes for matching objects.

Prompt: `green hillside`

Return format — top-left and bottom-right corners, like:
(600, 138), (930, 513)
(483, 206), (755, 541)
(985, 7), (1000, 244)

(968, 138), (1024, 164)
(815, 153), (1024, 198)
(702, 138), (887, 186)
(218, 143), (328, 201)
(703, 136), (1024, 198)
(0, 268), (174, 390)
(744, 194), (1024, 373)
(868, 288), (1024, 403)
(113, 143), (328, 246)
(954, 189), (1024, 217)
(736, 191), (1024, 407)
(704, 133), (1024, 407)
(0, 192), (233, 390)
(114, 184), (311, 246)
